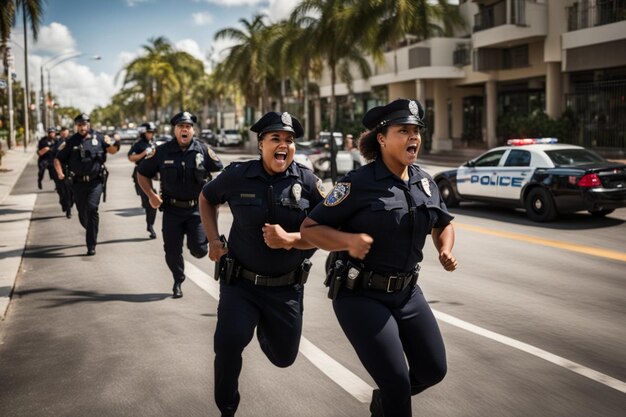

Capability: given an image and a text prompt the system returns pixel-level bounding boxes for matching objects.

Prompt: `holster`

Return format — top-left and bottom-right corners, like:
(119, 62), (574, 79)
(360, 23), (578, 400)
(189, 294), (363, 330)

(325, 260), (347, 300)
(297, 258), (312, 285)
(217, 257), (236, 285)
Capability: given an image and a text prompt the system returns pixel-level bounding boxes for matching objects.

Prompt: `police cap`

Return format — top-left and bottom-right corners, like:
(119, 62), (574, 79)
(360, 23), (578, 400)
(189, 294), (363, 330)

(170, 111), (197, 126)
(250, 112), (304, 139)
(47, 127), (57, 133)
(140, 122), (156, 132)
(74, 113), (90, 124)
(362, 99), (425, 130)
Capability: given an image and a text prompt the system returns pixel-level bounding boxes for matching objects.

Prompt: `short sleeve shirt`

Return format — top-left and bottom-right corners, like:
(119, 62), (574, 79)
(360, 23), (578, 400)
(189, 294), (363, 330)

(202, 160), (326, 275)
(307, 158), (453, 274)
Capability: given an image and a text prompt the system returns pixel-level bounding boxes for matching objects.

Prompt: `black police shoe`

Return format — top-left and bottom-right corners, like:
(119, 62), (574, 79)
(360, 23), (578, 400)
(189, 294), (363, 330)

(87, 248), (96, 256)
(172, 282), (183, 298)
(66, 210), (72, 219)
(370, 389), (383, 417)
(37, 179), (42, 190)
(147, 225), (157, 239)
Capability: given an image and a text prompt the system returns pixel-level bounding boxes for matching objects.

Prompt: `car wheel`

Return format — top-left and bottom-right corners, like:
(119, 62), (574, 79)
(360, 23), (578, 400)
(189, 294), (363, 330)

(437, 180), (459, 208)
(525, 187), (557, 222)
(588, 209), (614, 217)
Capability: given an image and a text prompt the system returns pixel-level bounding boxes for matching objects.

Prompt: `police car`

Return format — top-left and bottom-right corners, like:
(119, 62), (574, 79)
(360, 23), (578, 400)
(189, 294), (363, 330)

(433, 138), (626, 222)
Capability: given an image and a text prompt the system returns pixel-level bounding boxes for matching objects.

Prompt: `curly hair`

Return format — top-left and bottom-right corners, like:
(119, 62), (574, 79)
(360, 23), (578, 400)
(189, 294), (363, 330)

(358, 126), (388, 162)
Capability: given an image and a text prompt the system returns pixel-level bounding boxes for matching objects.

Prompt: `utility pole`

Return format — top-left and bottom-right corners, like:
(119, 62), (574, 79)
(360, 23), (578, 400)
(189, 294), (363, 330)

(22, 5), (30, 151)
(7, 47), (15, 150)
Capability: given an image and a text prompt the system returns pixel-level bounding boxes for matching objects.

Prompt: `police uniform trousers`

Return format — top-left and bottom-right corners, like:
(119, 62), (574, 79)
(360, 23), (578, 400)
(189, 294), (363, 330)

(214, 278), (304, 416)
(52, 173), (73, 214)
(161, 206), (207, 282)
(134, 181), (156, 227)
(333, 283), (446, 417)
(72, 179), (103, 250)
(37, 159), (53, 183)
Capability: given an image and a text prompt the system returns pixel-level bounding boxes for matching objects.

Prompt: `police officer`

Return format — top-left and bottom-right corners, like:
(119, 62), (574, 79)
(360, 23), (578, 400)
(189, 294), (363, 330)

(137, 111), (223, 298)
(198, 111), (325, 417)
(128, 121), (158, 239)
(301, 99), (458, 417)
(50, 126), (73, 218)
(36, 127), (58, 190)
(54, 113), (120, 255)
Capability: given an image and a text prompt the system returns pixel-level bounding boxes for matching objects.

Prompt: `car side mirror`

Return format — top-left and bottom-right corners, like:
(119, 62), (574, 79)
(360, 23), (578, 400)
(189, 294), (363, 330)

(464, 160), (475, 167)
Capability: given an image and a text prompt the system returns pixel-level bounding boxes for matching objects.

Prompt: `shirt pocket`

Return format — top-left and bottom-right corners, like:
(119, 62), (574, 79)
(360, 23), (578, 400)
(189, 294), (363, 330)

(161, 166), (179, 186)
(278, 197), (310, 232)
(370, 198), (406, 225)
(230, 197), (264, 228)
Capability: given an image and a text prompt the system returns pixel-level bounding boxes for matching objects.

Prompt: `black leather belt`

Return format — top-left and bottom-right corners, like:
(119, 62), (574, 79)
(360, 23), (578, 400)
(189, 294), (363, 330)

(74, 174), (100, 182)
(238, 267), (298, 287)
(364, 272), (416, 292)
(164, 198), (198, 208)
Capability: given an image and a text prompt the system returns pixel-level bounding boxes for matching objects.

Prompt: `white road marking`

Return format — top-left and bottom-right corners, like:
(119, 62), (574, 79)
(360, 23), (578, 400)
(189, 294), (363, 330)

(433, 310), (626, 394)
(185, 261), (626, 399)
(184, 261), (374, 403)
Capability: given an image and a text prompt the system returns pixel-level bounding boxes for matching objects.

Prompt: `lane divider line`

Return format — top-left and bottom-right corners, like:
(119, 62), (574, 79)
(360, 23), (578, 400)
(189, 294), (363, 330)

(455, 223), (626, 263)
(184, 262), (626, 398)
(433, 310), (626, 394)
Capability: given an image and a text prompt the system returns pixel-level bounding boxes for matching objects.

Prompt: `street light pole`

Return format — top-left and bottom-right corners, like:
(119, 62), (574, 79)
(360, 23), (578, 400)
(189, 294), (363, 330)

(22, 5), (30, 152)
(6, 47), (15, 150)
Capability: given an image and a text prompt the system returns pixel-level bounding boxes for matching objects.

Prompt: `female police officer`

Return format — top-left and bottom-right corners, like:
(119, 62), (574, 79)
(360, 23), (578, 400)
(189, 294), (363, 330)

(128, 122), (158, 239)
(199, 112), (325, 417)
(300, 99), (458, 417)
(137, 112), (223, 298)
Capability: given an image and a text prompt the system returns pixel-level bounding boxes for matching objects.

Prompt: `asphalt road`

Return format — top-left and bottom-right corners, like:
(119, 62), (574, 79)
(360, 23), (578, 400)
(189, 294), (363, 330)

(0, 147), (625, 417)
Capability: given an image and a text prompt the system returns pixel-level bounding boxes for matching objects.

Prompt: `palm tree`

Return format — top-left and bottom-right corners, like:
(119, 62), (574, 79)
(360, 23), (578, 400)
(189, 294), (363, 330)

(0, 0), (45, 148)
(214, 14), (276, 115)
(292, 0), (372, 181)
(167, 50), (205, 111)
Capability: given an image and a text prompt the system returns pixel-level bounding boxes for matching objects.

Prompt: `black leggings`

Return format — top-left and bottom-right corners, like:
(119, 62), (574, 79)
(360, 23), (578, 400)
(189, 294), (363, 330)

(333, 284), (446, 417)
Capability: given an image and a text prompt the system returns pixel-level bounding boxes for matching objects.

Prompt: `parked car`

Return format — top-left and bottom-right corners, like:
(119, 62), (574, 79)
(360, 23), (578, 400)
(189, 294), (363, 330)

(154, 134), (173, 147)
(293, 152), (314, 171)
(117, 128), (139, 144)
(433, 138), (626, 222)
(298, 136), (353, 179)
(319, 131), (344, 149)
(218, 129), (242, 146)
(200, 129), (217, 146)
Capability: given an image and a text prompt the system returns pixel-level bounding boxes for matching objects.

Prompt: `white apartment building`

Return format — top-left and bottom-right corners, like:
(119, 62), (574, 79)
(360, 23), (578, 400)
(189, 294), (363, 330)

(312, 0), (626, 156)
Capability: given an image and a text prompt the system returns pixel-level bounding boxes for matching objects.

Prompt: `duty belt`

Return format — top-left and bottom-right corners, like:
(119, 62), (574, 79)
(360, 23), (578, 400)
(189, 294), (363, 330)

(364, 272), (417, 292)
(164, 198), (198, 208)
(238, 266), (298, 287)
(74, 173), (100, 182)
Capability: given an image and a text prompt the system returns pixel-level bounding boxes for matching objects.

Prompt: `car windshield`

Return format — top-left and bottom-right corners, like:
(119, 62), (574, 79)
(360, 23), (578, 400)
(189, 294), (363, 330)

(544, 149), (606, 166)
(223, 130), (237, 135)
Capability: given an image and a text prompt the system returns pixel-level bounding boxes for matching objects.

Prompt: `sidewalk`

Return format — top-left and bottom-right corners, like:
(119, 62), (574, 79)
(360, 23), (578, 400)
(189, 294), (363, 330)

(0, 146), (36, 320)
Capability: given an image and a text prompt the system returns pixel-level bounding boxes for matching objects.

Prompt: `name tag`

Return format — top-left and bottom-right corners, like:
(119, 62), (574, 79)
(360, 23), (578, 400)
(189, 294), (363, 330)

(164, 160), (174, 164)
(240, 193), (256, 198)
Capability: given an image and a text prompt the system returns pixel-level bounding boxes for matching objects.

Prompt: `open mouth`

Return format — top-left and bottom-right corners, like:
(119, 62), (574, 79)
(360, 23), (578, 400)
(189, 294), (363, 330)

(181, 133), (189, 139)
(274, 151), (287, 162)
(406, 143), (418, 155)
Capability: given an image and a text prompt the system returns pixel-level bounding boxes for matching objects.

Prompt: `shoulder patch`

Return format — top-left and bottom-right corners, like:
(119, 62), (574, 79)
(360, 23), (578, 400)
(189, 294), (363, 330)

(316, 179), (327, 198)
(323, 182), (351, 207)
(145, 148), (156, 159)
(208, 148), (219, 161)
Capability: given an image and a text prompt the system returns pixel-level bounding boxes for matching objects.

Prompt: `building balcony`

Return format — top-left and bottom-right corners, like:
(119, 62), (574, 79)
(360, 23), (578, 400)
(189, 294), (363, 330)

(567, 0), (626, 31)
(472, 0), (547, 49)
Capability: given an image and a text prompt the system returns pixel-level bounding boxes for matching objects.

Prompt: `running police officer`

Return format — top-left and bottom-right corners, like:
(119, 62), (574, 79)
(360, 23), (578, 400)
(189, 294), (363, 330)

(50, 126), (73, 218)
(199, 111), (325, 417)
(137, 111), (223, 298)
(37, 127), (58, 190)
(54, 113), (120, 255)
(128, 121), (158, 239)
(301, 99), (458, 417)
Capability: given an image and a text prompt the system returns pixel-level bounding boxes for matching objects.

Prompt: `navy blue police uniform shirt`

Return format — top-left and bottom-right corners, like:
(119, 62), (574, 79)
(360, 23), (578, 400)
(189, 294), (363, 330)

(202, 160), (326, 276)
(138, 138), (223, 200)
(37, 137), (55, 162)
(128, 136), (153, 165)
(56, 130), (110, 177)
(308, 158), (454, 275)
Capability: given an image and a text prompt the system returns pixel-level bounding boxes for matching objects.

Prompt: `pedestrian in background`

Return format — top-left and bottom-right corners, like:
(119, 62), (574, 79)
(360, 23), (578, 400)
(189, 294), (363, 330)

(37, 127), (58, 190)
(199, 111), (325, 417)
(54, 114), (120, 256)
(50, 126), (73, 218)
(345, 133), (362, 169)
(301, 99), (458, 417)
(137, 111), (223, 298)
(128, 121), (158, 239)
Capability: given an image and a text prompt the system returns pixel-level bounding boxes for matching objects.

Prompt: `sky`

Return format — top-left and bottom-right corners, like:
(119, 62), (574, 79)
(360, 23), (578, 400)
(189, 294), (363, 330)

(8, 0), (300, 115)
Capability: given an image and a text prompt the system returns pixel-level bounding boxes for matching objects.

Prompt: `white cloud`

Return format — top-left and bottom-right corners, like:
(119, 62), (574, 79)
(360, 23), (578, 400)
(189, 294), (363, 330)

(193, 11), (214, 26)
(263, 0), (300, 21)
(175, 39), (212, 72)
(126, 0), (153, 6)
(32, 22), (76, 53)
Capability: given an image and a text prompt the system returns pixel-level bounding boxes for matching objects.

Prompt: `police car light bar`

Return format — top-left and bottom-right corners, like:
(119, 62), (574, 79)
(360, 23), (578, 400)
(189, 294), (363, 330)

(506, 138), (558, 146)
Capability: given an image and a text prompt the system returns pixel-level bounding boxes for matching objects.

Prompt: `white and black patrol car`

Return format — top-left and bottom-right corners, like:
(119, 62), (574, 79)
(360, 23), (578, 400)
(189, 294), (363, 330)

(433, 138), (626, 222)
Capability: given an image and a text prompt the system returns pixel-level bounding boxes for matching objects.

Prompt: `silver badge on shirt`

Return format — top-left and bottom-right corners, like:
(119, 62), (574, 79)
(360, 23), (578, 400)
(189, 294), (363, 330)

(420, 178), (432, 197)
(291, 183), (302, 202)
